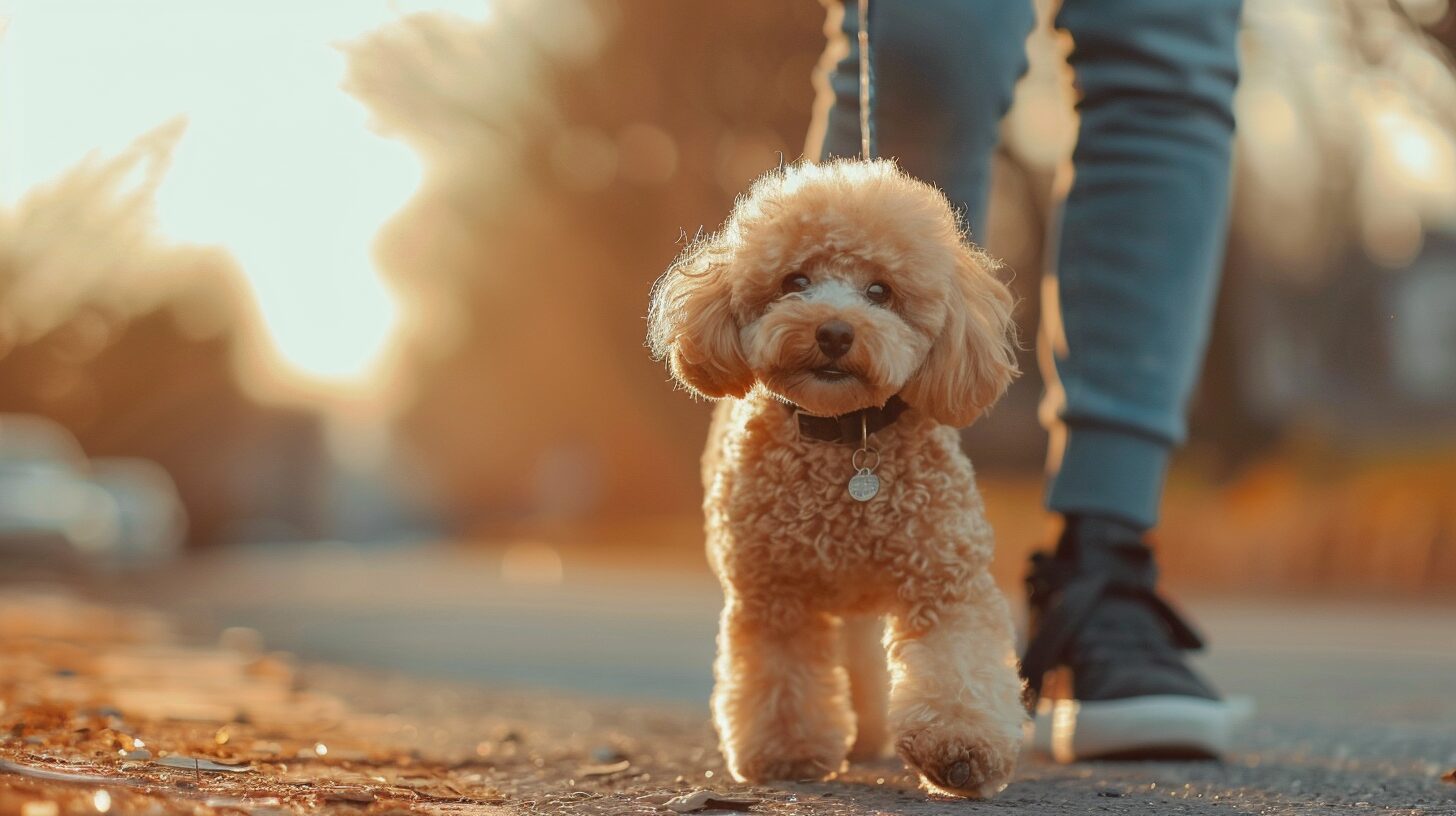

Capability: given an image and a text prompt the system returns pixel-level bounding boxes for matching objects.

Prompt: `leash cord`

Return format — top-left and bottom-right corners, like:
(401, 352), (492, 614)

(857, 0), (871, 160)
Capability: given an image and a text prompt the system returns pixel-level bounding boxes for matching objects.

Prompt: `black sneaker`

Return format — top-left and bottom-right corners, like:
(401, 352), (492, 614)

(1020, 516), (1245, 761)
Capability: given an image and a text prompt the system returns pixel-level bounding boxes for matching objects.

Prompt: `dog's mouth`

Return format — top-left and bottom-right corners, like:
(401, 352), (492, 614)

(810, 366), (856, 383)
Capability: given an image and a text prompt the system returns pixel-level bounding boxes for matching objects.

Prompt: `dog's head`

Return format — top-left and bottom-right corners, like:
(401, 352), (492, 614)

(648, 159), (1017, 426)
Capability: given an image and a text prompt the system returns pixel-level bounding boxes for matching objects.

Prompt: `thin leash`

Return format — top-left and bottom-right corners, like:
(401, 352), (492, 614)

(857, 0), (873, 161)
(844, 0), (883, 503)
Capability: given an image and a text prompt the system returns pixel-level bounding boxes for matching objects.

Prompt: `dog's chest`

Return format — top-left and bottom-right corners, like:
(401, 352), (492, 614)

(714, 414), (983, 584)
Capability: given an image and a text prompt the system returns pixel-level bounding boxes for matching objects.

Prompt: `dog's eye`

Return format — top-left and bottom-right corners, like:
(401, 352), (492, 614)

(866, 282), (891, 304)
(781, 273), (811, 294)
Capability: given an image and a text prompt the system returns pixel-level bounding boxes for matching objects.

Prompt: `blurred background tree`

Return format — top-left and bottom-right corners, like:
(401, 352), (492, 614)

(0, 122), (326, 547)
(343, 0), (830, 535)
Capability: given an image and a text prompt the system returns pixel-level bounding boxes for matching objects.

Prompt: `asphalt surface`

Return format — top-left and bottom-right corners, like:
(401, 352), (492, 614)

(74, 542), (1456, 814)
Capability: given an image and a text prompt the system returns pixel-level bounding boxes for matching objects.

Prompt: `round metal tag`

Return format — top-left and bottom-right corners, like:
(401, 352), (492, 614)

(847, 471), (880, 502)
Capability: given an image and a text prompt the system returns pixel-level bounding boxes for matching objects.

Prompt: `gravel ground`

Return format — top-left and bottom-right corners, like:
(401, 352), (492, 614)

(5, 546), (1454, 816)
(313, 664), (1456, 816)
(6, 597), (1448, 816)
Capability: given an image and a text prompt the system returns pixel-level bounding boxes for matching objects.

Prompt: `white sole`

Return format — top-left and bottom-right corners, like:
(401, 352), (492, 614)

(1029, 695), (1254, 762)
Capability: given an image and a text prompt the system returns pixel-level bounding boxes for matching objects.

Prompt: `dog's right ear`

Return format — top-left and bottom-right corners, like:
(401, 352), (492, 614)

(901, 242), (1019, 427)
(647, 238), (754, 399)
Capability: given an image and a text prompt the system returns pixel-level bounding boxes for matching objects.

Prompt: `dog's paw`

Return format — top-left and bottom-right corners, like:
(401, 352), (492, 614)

(729, 749), (844, 784)
(895, 724), (1017, 798)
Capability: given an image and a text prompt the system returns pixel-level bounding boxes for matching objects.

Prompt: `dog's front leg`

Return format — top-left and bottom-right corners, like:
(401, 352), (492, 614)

(711, 596), (853, 783)
(886, 572), (1026, 798)
(843, 614), (890, 760)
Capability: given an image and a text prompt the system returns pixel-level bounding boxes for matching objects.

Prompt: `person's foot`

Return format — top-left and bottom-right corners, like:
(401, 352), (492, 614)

(1020, 515), (1243, 762)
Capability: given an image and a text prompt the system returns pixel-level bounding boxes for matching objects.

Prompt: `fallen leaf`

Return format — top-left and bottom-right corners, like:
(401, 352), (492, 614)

(663, 790), (760, 813)
(0, 759), (142, 787)
(577, 759), (631, 777)
(1442, 768), (1455, 784)
(154, 755), (253, 773)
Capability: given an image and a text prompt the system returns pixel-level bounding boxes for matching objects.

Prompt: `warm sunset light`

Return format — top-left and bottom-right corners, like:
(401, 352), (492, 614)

(0, 0), (484, 388)
(0, 1), (1454, 813)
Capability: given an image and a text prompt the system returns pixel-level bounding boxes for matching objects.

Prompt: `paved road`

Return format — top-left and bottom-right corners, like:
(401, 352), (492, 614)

(90, 542), (1456, 813)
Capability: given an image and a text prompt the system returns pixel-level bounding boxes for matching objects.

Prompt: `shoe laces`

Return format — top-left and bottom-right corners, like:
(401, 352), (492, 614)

(1021, 546), (1204, 705)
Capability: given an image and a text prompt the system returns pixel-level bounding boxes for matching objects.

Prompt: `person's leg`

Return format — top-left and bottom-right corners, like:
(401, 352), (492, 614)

(809, 0), (1036, 241)
(1043, 0), (1243, 529)
(1024, 0), (1245, 762)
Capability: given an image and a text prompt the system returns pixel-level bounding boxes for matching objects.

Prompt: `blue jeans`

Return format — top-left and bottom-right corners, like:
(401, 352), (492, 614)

(815, 0), (1243, 529)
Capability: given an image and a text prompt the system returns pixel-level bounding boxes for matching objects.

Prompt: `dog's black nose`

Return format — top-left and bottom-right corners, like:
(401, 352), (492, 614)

(816, 320), (855, 359)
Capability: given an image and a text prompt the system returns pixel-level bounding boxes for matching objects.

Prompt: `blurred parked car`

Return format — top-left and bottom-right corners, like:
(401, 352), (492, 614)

(0, 414), (186, 572)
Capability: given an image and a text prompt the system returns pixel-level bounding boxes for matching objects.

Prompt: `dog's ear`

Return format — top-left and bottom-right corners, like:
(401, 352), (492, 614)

(901, 243), (1018, 427)
(647, 238), (754, 399)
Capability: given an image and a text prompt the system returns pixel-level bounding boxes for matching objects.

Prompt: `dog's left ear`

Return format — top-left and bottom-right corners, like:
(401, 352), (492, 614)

(647, 238), (755, 400)
(901, 244), (1019, 427)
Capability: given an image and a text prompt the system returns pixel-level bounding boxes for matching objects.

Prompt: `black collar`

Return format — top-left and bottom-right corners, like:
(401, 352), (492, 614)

(784, 395), (910, 445)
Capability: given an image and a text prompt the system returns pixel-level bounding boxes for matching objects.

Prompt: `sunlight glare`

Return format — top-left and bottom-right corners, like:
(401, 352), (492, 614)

(1372, 105), (1456, 206)
(0, 0), (486, 390)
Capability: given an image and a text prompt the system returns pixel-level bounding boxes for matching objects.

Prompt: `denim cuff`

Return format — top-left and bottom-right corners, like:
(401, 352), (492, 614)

(1045, 423), (1173, 530)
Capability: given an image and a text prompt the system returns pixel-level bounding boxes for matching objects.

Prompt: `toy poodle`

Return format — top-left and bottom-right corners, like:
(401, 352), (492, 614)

(647, 159), (1026, 798)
